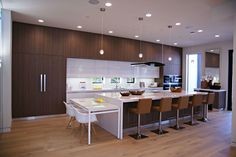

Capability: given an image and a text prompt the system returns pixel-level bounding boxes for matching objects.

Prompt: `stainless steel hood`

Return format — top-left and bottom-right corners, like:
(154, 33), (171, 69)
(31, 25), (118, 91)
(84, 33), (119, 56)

(131, 62), (165, 67)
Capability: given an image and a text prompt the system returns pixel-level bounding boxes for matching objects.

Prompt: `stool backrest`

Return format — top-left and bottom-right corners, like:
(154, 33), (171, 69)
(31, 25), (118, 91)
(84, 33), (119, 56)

(137, 98), (152, 114)
(177, 96), (189, 109)
(207, 93), (215, 104)
(160, 97), (172, 112)
(192, 94), (203, 106)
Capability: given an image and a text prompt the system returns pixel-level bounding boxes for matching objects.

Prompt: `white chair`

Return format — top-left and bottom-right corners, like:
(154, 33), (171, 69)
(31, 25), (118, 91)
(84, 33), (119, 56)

(63, 101), (76, 128)
(72, 106), (97, 142)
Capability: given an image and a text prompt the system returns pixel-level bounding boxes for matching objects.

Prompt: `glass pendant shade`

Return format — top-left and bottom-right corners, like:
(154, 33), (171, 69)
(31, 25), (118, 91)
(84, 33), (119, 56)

(99, 49), (104, 55)
(139, 53), (143, 58)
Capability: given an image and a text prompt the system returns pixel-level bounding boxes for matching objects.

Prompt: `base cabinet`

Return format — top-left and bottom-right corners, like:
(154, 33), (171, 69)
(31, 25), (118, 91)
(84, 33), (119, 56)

(12, 54), (66, 118)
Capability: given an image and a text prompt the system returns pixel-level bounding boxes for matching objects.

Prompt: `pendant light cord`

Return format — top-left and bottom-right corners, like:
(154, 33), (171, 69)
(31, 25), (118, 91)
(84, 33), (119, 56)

(101, 13), (104, 49)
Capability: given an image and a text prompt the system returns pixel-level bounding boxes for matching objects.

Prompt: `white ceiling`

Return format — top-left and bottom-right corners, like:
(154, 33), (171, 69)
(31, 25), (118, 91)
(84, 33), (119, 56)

(2, 0), (236, 47)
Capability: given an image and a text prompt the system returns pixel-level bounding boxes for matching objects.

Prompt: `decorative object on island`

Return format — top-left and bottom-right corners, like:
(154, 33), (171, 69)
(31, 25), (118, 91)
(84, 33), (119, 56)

(129, 90), (145, 95)
(170, 87), (182, 93)
(120, 91), (130, 96)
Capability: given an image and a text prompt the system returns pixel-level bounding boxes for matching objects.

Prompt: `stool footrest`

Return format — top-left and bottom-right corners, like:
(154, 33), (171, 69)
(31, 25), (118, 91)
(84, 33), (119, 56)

(151, 129), (169, 135)
(129, 133), (148, 140)
(197, 118), (208, 122)
(170, 125), (185, 130)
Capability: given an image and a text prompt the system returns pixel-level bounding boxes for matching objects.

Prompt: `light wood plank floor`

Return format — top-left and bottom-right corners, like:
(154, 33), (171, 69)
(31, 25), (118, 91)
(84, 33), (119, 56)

(0, 111), (235, 157)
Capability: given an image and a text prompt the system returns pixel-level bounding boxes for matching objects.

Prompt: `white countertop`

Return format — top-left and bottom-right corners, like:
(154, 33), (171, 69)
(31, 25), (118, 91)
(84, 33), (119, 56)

(98, 91), (207, 103)
(67, 87), (163, 93)
(70, 98), (119, 112)
(194, 88), (226, 92)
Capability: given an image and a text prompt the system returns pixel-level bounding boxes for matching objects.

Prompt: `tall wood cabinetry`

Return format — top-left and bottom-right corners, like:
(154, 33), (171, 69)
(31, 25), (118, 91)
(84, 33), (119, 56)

(12, 22), (182, 118)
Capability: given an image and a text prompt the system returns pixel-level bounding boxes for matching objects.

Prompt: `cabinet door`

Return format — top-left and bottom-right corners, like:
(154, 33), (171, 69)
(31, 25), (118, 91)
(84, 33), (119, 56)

(42, 56), (66, 115)
(12, 54), (44, 117)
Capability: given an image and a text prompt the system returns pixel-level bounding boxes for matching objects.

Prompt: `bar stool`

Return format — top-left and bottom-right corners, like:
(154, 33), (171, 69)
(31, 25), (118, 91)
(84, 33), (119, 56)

(198, 93), (215, 122)
(185, 94), (203, 126)
(129, 98), (152, 140)
(151, 97), (172, 135)
(171, 96), (189, 130)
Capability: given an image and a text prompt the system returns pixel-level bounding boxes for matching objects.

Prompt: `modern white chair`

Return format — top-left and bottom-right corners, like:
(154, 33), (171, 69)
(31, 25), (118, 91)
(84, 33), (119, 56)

(63, 101), (76, 128)
(72, 106), (97, 142)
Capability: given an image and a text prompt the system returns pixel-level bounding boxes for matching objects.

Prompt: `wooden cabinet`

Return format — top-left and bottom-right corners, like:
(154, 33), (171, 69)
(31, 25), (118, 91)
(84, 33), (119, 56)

(12, 54), (66, 118)
(205, 52), (219, 68)
(163, 45), (182, 75)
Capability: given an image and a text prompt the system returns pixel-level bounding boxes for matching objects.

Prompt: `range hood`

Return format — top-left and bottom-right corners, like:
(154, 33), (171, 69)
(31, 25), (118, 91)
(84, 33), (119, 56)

(131, 62), (165, 67)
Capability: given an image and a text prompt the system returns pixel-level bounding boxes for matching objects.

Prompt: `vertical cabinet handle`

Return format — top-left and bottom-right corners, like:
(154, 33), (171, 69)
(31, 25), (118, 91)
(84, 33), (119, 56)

(40, 74), (43, 92)
(43, 74), (47, 92)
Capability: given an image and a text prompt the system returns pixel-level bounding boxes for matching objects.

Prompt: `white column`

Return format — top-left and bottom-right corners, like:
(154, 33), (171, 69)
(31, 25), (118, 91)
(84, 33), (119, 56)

(0, 9), (12, 133)
(232, 14), (236, 146)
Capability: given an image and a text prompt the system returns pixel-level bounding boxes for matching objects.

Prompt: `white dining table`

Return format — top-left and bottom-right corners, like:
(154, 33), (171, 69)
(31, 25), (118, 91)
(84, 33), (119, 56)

(70, 98), (121, 145)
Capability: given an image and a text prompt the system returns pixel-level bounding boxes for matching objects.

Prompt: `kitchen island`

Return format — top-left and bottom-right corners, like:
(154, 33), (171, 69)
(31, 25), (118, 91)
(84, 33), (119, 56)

(70, 91), (207, 140)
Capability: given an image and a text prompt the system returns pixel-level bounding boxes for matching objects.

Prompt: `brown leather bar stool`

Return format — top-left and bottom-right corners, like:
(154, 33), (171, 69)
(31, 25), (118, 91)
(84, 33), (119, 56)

(129, 98), (152, 140)
(185, 94), (203, 125)
(151, 97), (172, 135)
(171, 96), (189, 130)
(198, 92), (215, 122)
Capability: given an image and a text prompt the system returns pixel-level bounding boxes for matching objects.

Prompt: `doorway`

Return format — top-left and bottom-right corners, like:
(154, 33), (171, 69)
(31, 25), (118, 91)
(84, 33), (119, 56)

(186, 54), (201, 92)
(227, 50), (233, 111)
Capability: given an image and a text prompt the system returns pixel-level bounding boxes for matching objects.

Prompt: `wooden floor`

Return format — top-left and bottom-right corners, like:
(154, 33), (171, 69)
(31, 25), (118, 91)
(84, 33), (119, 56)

(0, 111), (236, 157)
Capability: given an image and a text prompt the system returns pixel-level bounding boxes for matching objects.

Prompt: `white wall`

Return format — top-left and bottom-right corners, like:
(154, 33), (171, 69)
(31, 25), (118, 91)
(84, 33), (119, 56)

(183, 40), (233, 108)
(232, 14), (236, 146)
(0, 9), (12, 133)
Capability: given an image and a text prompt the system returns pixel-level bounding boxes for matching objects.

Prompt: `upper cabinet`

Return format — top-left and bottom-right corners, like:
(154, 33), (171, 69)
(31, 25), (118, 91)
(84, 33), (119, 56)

(205, 52), (220, 68)
(13, 22), (182, 66)
(163, 45), (182, 75)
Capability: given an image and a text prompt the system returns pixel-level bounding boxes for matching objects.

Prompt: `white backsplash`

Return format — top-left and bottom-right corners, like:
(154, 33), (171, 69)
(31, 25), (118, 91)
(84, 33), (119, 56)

(67, 77), (155, 91)
(67, 58), (160, 78)
(205, 67), (220, 83)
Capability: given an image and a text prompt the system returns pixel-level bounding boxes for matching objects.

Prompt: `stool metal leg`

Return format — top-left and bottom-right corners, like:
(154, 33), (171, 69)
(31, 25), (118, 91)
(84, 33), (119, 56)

(198, 104), (208, 122)
(129, 114), (148, 140)
(151, 112), (168, 135)
(170, 109), (185, 130)
(185, 106), (199, 126)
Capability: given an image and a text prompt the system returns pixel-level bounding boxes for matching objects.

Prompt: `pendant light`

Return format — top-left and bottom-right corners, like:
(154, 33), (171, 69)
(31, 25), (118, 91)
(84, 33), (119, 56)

(99, 8), (105, 55)
(168, 25), (173, 62)
(138, 17), (143, 59)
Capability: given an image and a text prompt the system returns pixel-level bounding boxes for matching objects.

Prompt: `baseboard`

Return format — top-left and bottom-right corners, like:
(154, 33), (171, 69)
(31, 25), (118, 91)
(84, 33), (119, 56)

(13, 114), (66, 121)
(0, 127), (11, 133)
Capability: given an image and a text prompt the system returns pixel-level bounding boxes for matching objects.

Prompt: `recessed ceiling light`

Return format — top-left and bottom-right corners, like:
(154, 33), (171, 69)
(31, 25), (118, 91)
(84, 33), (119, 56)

(108, 30), (113, 34)
(156, 39), (160, 42)
(174, 42), (178, 45)
(77, 25), (82, 29)
(135, 35), (139, 38)
(215, 34), (220, 38)
(105, 2), (112, 7)
(38, 19), (44, 23)
(210, 49), (214, 52)
(175, 22), (181, 26)
(146, 13), (152, 17)
(198, 29), (203, 33)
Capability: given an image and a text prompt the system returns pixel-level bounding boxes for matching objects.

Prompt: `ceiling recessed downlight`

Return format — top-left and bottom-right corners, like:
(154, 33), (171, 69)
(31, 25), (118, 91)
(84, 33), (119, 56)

(108, 30), (113, 34)
(105, 2), (112, 7)
(135, 35), (139, 38)
(38, 19), (44, 23)
(215, 34), (220, 38)
(175, 22), (181, 26)
(77, 25), (82, 29)
(198, 29), (203, 33)
(146, 13), (152, 17)
(156, 39), (160, 42)
(174, 42), (178, 45)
